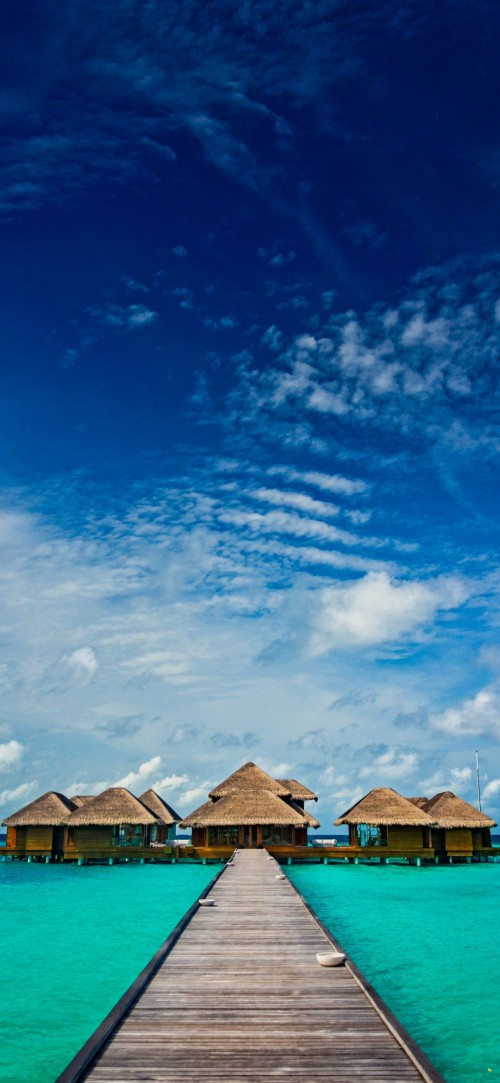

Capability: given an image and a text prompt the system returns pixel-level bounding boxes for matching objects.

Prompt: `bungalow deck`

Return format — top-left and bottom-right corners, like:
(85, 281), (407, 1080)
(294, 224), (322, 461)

(57, 848), (445, 1083)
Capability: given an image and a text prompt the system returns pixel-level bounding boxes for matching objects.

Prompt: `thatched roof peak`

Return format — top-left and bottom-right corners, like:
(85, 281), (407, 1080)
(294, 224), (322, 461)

(181, 787), (309, 828)
(276, 779), (318, 801)
(209, 761), (290, 798)
(2, 790), (77, 827)
(335, 786), (433, 826)
(65, 787), (159, 826)
(138, 789), (181, 825)
(423, 790), (497, 828)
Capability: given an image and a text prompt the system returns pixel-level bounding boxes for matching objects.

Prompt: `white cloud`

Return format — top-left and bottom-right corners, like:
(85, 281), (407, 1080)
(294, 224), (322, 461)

(309, 571), (470, 653)
(431, 688), (500, 740)
(153, 773), (189, 792)
(359, 748), (419, 781)
(0, 780), (37, 808)
(0, 740), (23, 770)
(450, 766), (472, 785)
(269, 762), (292, 777)
(121, 651), (192, 682)
(114, 756), (162, 790)
(89, 302), (158, 330)
(269, 467), (368, 496)
(219, 507), (368, 548)
(332, 785), (364, 807)
(178, 784), (212, 808)
(67, 647), (98, 681)
(251, 487), (339, 518)
(483, 778), (500, 800)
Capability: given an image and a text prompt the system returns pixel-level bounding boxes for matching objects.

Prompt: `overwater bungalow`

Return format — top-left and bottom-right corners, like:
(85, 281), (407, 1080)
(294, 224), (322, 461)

(419, 790), (496, 861)
(2, 790), (77, 861)
(138, 788), (181, 842)
(2, 785), (182, 863)
(334, 786), (497, 863)
(334, 787), (434, 861)
(180, 761), (319, 856)
(63, 786), (166, 860)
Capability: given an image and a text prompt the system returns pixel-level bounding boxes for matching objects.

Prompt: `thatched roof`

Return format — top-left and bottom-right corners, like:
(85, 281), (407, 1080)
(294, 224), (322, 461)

(2, 791), (77, 827)
(70, 796), (94, 808)
(181, 788), (309, 828)
(406, 797), (429, 808)
(423, 791), (497, 828)
(290, 801), (320, 829)
(65, 787), (159, 825)
(209, 762), (290, 798)
(335, 787), (433, 826)
(139, 789), (181, 825)
(276, 779), (318, 801)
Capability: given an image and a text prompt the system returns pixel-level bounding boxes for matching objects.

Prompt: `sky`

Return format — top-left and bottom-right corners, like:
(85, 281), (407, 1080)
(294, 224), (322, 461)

(1, 0), (500, 829)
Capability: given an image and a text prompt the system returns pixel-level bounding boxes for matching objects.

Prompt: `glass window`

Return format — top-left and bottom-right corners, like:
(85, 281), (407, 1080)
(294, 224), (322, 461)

(208, 826), (240, 845)
(111, 823), (144, 846)
(261, 825), (293, 846)
(356, 824), (388, 847)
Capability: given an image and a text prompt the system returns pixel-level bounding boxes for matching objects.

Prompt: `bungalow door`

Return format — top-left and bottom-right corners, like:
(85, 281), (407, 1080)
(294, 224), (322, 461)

(243, 826), (259, 847)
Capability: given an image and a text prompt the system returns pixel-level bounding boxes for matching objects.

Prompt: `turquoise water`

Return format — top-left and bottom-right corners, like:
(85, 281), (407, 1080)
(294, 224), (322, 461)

(0, 861), (215, 1083)
(288, 861), (500, 1083)
(2, 860), (499, 1083)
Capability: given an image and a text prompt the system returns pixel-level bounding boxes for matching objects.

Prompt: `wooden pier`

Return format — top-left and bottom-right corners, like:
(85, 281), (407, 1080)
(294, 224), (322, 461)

(57, 849), (445, 1083)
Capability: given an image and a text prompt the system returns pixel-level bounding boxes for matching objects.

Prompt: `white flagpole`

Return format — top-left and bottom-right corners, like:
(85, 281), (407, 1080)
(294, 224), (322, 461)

(475, 749), (482, 811)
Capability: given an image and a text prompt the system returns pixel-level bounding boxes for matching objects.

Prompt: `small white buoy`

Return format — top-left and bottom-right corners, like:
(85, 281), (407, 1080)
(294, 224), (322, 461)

(316, 950), (345, 967)
(199, 898), (215, 906)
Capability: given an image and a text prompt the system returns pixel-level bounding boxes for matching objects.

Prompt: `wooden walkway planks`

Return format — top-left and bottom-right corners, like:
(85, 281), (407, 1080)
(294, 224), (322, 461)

(65, 850), (445, 1082)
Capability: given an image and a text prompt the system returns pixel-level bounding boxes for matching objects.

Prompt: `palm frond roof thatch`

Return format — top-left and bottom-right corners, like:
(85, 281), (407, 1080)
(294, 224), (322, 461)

(209, 761), (290, 798)
(181, 788), (309, 828)
(335, 787), (433, 826)
(70, 796), (94, 807)
(2, 791), (77, 827)
(422, 791), (496, 828)
(65, 787), (159, 825)
(276, 779), (318, 801)
(406, 797), (429, 808)
(139, 789), (181, 825)
(290, 800), (320, 828)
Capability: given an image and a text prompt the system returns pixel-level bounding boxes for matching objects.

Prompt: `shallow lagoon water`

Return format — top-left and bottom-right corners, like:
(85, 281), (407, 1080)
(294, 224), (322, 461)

(0, 861), (214, 1082)
(288, 861), (500, 1083)
(2, 859), (499, 1083)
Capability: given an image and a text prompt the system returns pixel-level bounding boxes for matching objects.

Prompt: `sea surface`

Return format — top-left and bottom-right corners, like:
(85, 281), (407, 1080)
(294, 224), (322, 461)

(0, 861), (215, 1083)
(288, 860), (500, 1083)
(1, 858), (499, 1083)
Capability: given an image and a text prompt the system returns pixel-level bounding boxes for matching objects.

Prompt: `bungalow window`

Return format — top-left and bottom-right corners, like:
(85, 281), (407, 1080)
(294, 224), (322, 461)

(356, 824), (388, 847)
(112, 824), (144, 846)
(261, 825), (293, 846)
(207, 826), (240, 846)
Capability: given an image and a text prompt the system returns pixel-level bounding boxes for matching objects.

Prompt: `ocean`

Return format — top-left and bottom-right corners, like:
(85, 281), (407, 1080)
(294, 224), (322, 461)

(288, 859), (500, 1083)
(0, 861), (215, 1083)
(1, 857), (498, 1082)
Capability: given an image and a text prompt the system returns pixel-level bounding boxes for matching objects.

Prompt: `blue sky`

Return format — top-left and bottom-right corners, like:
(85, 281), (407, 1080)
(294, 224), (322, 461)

(1, 0), (500, 826)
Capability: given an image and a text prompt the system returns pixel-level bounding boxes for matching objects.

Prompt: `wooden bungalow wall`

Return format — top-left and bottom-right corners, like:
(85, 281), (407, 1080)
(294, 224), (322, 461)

(5, 826), (54, 851)
(388, 826), (428, 850)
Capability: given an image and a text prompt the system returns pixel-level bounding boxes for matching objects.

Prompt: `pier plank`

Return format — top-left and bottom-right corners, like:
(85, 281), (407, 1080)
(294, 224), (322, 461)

(64, 850), (445, 1083)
